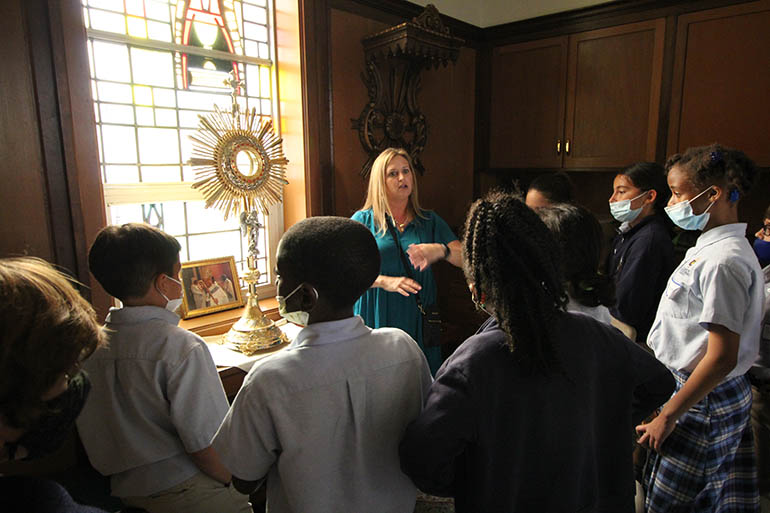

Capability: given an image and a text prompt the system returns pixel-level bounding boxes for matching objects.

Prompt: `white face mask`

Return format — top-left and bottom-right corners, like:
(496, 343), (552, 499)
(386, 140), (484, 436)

(664, 186), (715, 231)
(609, 190), (650, 224)
(276, 283), (317, 326)
(158, 274), (183, 313)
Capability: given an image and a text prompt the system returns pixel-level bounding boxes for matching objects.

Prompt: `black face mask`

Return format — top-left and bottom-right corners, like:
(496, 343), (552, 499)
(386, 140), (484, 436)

(5, 371), (91, 461)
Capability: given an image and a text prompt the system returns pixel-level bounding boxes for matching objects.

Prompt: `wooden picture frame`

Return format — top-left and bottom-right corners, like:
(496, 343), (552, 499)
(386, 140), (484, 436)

(180, 256), (243, 319)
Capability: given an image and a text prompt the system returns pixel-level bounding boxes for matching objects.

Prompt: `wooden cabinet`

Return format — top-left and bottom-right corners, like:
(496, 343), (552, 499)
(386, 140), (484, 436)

(490, 19), (665, 169)
(667, 0), (770, 166)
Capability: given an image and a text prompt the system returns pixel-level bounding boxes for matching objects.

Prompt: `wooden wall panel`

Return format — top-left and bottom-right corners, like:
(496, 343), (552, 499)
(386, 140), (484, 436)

(0, 0), (54, 261)
(329, 9), (387, 217)
(668, 0), (770, 166)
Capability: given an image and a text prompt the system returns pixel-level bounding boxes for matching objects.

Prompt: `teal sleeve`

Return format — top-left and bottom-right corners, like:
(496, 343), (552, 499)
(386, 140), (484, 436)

(431, 212), (458, 245)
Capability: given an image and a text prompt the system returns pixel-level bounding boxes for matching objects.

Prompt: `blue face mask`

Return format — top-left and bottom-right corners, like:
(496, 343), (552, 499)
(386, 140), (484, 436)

(609, 190), (650, 224)
(664, 186), (715, 231)
(754, 238), (770, 268)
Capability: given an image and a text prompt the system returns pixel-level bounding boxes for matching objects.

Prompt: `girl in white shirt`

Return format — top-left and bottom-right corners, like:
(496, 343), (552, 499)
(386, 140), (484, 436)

(637, 144), (764, 512)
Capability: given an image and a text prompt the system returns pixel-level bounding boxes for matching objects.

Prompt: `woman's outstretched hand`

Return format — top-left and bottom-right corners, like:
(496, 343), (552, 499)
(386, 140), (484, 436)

(376, 275), (422, 296)
(407, 243), (445, 271)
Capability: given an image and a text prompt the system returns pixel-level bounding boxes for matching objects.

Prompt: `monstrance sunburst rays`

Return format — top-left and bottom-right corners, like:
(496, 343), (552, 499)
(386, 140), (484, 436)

(187, 73), (289, 354)
(189, 105), (288, 219)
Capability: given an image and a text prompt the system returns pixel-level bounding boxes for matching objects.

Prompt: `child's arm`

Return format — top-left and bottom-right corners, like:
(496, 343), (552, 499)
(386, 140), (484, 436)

(188, 445), (232, 485)
(636, 323), (739, 451)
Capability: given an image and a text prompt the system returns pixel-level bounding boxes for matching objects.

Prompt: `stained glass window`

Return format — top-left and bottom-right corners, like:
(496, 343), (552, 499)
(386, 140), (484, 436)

(83, 0), (278, 289)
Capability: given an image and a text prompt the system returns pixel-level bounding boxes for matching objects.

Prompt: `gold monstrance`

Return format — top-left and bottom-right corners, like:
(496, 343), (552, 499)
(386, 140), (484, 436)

(189, 73), (289, 354)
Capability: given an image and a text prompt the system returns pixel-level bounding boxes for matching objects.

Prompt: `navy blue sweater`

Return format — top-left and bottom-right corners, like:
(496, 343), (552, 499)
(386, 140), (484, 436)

(606, 215), (674, 343)
(399, 314), (675, 513)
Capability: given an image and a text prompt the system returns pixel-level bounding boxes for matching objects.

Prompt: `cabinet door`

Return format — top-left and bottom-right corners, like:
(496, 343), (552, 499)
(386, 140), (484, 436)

(667, 1), (770, 166)
(489, 37), (568, 168)
(564, 19), (665, 168)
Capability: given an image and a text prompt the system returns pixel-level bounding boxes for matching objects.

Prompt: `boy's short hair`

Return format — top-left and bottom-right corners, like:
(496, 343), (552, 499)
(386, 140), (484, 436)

(89, 223), (181, 300)
(0, 257), (105, 429)
(528, 171), (574, 204)
(278, 217), (380, 308)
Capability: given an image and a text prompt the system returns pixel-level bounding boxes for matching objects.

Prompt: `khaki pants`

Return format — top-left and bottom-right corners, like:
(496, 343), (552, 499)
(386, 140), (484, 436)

(121, 472), (252, 513)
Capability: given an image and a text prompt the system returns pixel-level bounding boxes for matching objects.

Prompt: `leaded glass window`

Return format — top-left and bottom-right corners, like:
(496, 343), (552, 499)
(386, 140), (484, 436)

(82, 0), (279, 290)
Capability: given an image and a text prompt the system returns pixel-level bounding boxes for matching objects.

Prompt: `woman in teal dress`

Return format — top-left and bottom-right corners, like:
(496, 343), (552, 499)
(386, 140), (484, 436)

(352, 148), (462, 374)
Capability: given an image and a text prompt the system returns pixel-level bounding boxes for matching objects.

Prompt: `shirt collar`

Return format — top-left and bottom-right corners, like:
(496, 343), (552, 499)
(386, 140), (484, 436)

(105, 305), (180, 325)
(290, 316), (370, 348)
(695, 223), (747, 249)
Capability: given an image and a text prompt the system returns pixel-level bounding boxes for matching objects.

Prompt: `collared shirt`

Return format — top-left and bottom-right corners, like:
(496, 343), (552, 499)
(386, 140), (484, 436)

(752, 265), (770, 372)
(648, 223), (764, 377)
(213, 316), (433, 513)
(76, 306), (229, 497)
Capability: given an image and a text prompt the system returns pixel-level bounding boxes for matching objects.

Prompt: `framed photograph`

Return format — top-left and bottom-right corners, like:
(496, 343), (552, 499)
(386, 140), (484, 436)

(180, 256), (244, 319)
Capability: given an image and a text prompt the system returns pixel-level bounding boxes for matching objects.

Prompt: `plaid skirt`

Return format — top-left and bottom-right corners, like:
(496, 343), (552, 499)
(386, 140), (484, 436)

(643, 370), (759, 512)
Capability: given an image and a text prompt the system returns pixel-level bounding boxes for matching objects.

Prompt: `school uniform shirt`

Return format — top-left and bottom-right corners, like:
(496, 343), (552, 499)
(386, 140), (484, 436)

(212, 316), (433, 513)
(399, 314), (675, 513)
(76, 306), (230, 497)
(607, 215), (674, 343)
(648, 223), (764, 377)
(567, 297), (613, 326)
(750, 264), (770, 377)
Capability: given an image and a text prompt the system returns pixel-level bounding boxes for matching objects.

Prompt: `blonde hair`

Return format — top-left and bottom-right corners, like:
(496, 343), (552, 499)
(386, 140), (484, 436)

(0, 257), (105, 428)
(362, 148), (426, 236)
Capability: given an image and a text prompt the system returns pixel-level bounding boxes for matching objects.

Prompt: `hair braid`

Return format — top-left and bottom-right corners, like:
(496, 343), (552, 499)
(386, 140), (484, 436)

(463, 191), (567, 374)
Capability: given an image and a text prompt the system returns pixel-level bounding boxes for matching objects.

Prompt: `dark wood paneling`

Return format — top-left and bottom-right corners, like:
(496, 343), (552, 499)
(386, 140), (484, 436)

(489, 37), (568, 168)
(564, 19), (665, 168)
(299, 0), (334, 216)
(482, 0), (759, 45)
(330, 0), (483, 47)
(0, 0), (55, 261)
(667, 0), (770, 166)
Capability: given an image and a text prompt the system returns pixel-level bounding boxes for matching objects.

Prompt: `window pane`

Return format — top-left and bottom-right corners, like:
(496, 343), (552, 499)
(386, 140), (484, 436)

(127, 16), (147, 38)
(153, 87), (176, 107)
(133, 85), (153, 106)
(105, 165), (139, 183)
(93, 41), (131, 82)
(100, 103), (135, 124)
(87, 0), (124, 11)
(188, 231), (242, 262)
(147, 20), (172, 42)
(89, 9), (126, 34)
(136, 106), (154, 125)
(141, 165), (181, 182)
(186, 202), (240, 233)
(131, 48), (174, 87)
(101, 125), (137, 163)
(155, 108), (178, 127)
(146, 0), (171, 22)
(138, 128), (179, 164)
(98, 81), (133, 103)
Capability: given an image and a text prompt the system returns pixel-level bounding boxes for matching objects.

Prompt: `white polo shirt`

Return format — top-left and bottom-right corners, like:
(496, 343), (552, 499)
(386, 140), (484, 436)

(77, 306), (230, 497)
(648, 223), (764, 378)
(213, 316), (433, 513)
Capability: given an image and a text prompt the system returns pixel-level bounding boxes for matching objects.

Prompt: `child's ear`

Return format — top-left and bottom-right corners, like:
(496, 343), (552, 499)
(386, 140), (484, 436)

(300, 283), (318, 311)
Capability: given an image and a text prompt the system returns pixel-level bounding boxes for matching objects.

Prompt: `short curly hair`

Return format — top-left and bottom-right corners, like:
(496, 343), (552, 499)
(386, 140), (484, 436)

(277, 216), (380, 309)
(0, 258), (105, 429)
(665, 143), (758, 200)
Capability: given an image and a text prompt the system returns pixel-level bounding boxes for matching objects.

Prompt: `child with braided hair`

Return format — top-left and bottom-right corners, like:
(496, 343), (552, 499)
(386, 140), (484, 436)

(399, 192), (674, 512)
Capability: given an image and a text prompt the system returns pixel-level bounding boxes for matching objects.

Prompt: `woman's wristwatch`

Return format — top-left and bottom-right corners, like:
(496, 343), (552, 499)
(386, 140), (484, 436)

(441, 243), (450, 260)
